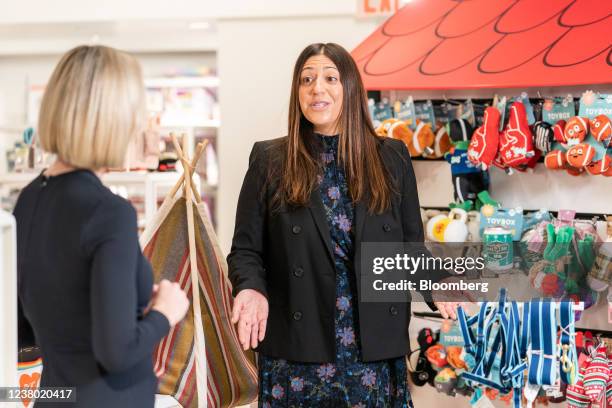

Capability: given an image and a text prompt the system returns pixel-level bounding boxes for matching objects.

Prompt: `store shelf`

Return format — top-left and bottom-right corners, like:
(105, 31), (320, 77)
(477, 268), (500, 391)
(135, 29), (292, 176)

(0, 172), (36, 185)
(0, 124), (27, 133)
(200, 182), (218, 195)
(0, 171), (185, 186)
(145, 76), (219, 88)
(0, 171), (201, 229)
(0, 210), (18, 388)
(103, 171), (184, 184)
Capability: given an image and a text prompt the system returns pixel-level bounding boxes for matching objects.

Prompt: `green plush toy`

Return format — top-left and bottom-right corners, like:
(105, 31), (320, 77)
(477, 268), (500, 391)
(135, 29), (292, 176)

(541, 225), (595, 296)
(476, 191), (499, 211)
(544, 225), (574, 262)
(449, 200), (473, 212)
(447, 187), (500, 212)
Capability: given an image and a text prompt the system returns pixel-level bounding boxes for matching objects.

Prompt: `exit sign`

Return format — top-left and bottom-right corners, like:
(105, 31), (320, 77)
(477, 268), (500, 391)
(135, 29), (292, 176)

(356, 0), (403, 18)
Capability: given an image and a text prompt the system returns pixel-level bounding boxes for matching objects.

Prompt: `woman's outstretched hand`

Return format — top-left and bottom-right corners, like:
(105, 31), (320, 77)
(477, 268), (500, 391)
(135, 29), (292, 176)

(231, 289), (269, 351)
(433, 302), (466, 320)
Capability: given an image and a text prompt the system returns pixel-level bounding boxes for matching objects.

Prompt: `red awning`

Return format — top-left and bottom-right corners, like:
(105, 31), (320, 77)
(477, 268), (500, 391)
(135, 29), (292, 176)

(352, 0), (612, 90)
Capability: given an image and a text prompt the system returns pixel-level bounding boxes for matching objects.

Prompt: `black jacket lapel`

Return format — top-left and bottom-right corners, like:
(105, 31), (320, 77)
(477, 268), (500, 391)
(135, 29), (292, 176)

(307, 188), (335, 265)
(353, 200), (367, 249)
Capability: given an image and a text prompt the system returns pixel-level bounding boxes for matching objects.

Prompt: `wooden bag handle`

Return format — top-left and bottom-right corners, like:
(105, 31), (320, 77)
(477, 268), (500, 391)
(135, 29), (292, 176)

(171, 133), (208, 406)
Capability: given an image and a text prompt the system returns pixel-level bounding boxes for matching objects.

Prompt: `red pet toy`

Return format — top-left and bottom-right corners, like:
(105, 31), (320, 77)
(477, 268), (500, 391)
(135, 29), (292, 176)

(499, 102), (535, 168)
(589, 114), (611, 144)
(564, 116), (589, 144)
(467, 106), (500, 170)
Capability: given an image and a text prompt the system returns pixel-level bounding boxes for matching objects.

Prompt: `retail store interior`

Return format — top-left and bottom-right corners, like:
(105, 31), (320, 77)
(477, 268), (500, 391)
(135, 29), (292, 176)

(1, 1), (611, 407)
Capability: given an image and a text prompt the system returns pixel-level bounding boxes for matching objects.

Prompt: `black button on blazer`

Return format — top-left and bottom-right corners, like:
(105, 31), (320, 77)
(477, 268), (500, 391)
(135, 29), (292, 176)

(227, 136), (437, 363)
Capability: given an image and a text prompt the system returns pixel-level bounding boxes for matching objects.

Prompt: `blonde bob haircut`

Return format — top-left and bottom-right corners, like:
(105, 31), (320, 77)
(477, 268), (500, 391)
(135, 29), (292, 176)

(38, 45), (146, 169)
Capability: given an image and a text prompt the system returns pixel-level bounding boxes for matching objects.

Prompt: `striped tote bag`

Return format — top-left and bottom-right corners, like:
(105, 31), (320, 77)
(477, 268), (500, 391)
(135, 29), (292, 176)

(141, 194), (258, 407)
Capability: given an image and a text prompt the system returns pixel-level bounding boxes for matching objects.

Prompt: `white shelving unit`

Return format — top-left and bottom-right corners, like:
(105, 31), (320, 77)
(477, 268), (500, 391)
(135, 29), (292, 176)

(145, 75), (219, 225)
(0, 75), (219, 226)
(0, 210), (18, 390)
(0, 171), (200, 229)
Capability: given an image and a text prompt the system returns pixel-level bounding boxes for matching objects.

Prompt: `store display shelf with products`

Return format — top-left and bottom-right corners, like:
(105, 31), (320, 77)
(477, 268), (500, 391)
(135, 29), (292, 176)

(370, 93), (612, 175)
(145, 75), (220, 132)
(0, 171), (202, 232)
(0, 210), (18, 389)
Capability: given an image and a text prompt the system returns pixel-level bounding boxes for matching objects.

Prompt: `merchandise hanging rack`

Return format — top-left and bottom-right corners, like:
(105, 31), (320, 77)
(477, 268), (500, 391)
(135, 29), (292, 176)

(413, 310), (612, 345)
(574, 326), (612, 339)
(420, 206), (610, 221)
(414, 311), (612, 341)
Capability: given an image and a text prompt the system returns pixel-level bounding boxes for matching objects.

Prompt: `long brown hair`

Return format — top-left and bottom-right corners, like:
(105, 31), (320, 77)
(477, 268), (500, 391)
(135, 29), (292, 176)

(275, 42), (392, 213)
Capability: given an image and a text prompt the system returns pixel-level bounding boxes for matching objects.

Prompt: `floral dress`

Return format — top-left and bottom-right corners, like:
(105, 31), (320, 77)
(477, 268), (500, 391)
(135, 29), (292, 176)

(258, 134), (413, 408)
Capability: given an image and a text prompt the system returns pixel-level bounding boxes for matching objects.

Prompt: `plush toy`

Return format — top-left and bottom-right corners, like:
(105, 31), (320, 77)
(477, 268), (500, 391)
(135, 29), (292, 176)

(425, 344), (448, 369)
(589, 114), (611, 144)
(544, 120), (571, 171)
(523, 149), (542, 172)
(499, 102), (536, 169)
(387, 119), (413, 147)
(545, 115), (612, 177)
(445, 118), (490, 207)
(583, 344), (610, 402)
(533, 121), (555, 154)
(544, 149), (568, 170)
(375, 118), (395, 137)
(423, 126), (452, 159)
(434, 368), (458, 396)
(446, 346), (468, 370)
(564, 116), (589, 144)
(567, 167), (586, 176)
(467, 107), (500, 170)
(569, 131), (609, 175)
(553, 119), (567, 143)
(408, 121), (435, 157)
(410, 328), (439, 387)
(566, 143), (596, 168)
(449, 118), (474, 145)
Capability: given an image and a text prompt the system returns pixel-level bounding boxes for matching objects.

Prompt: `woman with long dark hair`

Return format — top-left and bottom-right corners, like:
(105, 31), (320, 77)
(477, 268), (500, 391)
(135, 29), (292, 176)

(228, 43), (458, 407)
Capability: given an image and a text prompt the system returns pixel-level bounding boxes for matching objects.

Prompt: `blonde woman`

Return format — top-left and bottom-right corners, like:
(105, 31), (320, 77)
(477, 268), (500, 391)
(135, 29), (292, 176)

(14, 45), (189, 407)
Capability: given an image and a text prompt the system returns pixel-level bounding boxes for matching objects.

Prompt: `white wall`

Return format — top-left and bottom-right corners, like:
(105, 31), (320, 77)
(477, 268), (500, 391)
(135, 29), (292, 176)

(1, 0), (358, 24)
(414, 161), (612, 213)
(0, 21), (218, 55)
(216, 15), (379, 253)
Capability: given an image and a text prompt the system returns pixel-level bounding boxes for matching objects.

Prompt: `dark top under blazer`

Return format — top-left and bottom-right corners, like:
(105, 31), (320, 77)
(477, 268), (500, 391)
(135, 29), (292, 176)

(14, 170), (170, 408)
(228, 136), (435, 363)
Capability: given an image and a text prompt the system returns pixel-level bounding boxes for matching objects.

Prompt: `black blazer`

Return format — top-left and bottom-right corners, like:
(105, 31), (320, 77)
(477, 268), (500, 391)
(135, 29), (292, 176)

(227, 136), (434, 363)
(15, 170), (169, 408)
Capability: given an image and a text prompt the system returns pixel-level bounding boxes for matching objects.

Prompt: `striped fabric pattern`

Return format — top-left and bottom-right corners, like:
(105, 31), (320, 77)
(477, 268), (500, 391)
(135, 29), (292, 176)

(141, 196), (258, 407)
(583, 345), (610, 402)
(567, 365), (590, 408)
(607, 358), (612, 406)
